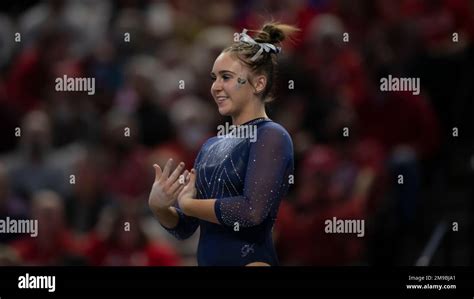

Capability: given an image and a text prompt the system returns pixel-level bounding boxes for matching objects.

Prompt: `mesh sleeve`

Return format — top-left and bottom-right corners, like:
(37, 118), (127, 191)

(161, 204), (199, 240)
(214, 123), (293, 227)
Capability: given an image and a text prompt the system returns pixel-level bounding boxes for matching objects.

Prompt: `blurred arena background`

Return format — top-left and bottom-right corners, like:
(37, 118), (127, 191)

(0, 0), (472, 266)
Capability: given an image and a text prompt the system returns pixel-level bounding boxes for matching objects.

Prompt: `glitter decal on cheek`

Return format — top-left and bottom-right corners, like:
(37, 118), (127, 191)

(237, 77), (247, 85)
(235, 77), (246, 90)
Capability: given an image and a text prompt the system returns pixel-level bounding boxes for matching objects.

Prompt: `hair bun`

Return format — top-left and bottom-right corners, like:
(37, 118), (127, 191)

(262, 24), (285, 44)
(255, 23), (299, 45)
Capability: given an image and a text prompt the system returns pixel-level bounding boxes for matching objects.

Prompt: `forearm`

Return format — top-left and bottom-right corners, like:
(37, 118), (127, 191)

(182, 199), (219, 224)
(150, 206), (180, 229)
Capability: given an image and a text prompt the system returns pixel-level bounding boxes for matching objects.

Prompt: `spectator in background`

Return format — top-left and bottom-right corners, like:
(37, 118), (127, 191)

(298, 13), (370, 143)
(5, 24), (73, 115)
(359, 37), (440, 230)
(0, 162), (29, 243)
(167, 95), (215, 167)
(10, 190), (83, 265)
(65, 151), (114, 236)
(100, 109), (150, 201)
(276, 143), (376, 265)
(115, 55), (174, 147)
(0, 245), (20, 266)
(82, 201), (180, 266)
(5, 110), (67, 201)
(308, 13), (369, 105)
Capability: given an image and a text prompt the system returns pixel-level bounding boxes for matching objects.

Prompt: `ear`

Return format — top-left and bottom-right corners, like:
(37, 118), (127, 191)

(252, 75), (267, 95)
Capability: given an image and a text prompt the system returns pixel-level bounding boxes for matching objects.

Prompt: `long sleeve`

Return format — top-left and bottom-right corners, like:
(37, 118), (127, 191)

(214, 122), (293, 228)
(161, 204), (199, 240)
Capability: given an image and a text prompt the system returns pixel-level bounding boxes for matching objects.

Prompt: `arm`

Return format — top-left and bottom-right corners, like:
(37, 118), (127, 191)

(159, 205), (200, 240)
(149, 206), (180, 229)
(178, 124), (293, 228)
(148, 159), (199, 240)
(174, 168), (219, 224)
(181, 198), (219, 224)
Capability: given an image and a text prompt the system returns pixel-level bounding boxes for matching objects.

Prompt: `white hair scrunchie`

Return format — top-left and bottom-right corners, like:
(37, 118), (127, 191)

(238, 29), (281, 62)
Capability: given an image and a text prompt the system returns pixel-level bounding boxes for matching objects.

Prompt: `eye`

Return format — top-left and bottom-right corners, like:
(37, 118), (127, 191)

(222, 74), (231, 81)
(210, 75), (216, 82)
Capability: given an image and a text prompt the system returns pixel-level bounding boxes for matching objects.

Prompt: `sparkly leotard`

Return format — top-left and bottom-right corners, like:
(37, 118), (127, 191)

(164, 118), (294, 266)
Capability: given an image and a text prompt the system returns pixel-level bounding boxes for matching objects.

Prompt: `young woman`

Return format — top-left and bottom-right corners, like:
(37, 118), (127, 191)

(148, 23), (297, 266)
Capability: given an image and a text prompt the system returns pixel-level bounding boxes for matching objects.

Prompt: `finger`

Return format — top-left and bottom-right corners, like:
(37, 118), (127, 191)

(173, 184), (185, 199)
(188, 168), (196, 186)
(185, 171), (191, 184)
(169, 170), (188, 195)
(182, 170), (189, 183)
(167, 162), (185, 186)
(161, 158), (174, 180)
(153, 164), (162, 182)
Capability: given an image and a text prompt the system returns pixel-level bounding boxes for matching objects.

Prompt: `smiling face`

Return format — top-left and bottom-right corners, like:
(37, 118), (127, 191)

(210, 52), (264, 118)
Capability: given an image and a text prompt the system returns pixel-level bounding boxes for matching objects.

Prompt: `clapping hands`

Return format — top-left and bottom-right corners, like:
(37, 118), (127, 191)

(148, 159), (197, 212)
(148, 159), (188, 211)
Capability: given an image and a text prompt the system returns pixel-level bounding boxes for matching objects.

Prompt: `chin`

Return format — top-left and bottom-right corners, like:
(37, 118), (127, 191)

(217, 105), (232, 116)
(218, 109), (232, 116)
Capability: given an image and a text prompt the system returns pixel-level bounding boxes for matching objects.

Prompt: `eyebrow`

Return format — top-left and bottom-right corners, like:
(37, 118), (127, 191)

(210, 70), (236, 76)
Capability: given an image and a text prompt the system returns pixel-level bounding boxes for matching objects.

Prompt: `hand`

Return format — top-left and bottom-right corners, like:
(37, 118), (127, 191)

(178, 168), (197, 214)
(148, 159), (188, 212)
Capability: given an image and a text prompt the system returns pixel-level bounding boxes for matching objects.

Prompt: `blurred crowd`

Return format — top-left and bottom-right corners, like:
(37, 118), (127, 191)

(0, 0), (473, 266)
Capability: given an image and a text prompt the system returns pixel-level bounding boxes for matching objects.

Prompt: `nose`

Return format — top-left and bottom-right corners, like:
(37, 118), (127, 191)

(211, 79), (223, 96)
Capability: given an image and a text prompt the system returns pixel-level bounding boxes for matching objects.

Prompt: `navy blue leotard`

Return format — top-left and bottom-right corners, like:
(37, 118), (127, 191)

(163, 118), (294, 266)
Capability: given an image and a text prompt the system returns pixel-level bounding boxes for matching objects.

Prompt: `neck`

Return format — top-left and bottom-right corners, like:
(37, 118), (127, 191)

(232, 100), (268, 125)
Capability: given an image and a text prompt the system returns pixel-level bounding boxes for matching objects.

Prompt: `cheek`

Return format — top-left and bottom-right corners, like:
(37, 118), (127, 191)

(226, 81), (249, 99)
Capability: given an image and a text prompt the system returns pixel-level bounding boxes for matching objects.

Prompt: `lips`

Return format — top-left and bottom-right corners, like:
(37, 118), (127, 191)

(215, 96), (229, 104)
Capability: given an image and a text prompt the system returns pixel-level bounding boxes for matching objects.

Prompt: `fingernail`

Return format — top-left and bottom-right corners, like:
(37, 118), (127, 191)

(180, 162), (184, 166)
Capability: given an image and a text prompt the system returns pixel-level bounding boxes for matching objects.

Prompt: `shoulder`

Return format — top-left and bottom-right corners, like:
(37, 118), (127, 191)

(200, 136), (219, 149)
(195, 136), (219, 159)
(257, 121), (293, 143)
(252, 121), (294, 157)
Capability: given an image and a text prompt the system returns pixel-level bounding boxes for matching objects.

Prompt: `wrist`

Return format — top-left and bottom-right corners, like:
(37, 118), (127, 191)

(151, 204), (172, 216)
(180, 197), (194, 216)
